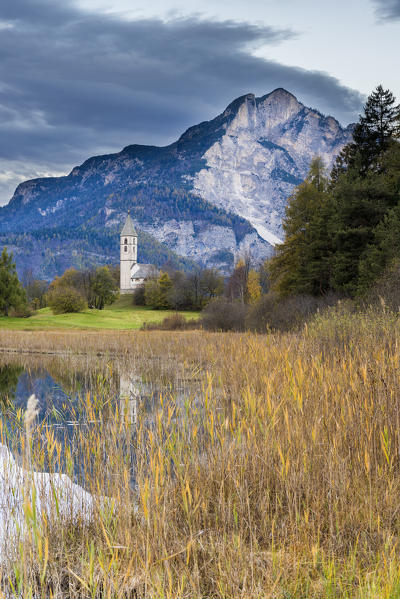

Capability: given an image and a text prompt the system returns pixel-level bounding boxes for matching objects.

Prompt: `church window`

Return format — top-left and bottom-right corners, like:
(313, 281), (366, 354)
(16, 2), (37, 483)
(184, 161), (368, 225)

(124, 238), (127, 244)
(124, 245), (127, 252)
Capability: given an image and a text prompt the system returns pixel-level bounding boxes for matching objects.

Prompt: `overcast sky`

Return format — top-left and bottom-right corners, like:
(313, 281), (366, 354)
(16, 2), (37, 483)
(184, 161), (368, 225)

(0, 0), (399, 205)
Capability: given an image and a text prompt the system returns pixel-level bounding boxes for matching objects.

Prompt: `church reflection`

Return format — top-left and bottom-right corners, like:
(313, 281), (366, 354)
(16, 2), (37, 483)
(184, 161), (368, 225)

(119, 373), (141, 425)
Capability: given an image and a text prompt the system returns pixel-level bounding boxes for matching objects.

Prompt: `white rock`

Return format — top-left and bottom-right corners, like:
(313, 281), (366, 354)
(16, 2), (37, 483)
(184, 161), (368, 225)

(192, 90), (351, 245)
(0, 444), (95, 562)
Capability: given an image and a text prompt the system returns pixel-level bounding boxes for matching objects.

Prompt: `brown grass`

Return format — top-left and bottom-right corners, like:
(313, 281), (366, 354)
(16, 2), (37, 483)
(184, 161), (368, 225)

(1, 307), (400, 596)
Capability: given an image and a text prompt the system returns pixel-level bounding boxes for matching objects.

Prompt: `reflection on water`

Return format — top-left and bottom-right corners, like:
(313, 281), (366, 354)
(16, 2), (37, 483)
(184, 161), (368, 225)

(0, 351), (198, 488)
(0, 364), (24, 407)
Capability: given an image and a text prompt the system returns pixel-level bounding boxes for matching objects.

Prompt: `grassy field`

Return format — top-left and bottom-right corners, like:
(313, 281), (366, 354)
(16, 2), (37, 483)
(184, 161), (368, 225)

(2, 306), (400, 596)
(0, 295), (200, 330)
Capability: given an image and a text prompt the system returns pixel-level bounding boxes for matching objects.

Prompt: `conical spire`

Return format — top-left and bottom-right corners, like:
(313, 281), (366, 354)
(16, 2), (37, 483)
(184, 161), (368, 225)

(121, 211), (137, 236)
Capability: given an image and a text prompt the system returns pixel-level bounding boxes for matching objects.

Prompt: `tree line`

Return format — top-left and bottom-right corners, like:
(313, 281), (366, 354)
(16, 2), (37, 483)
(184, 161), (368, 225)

(269, 85), (400, 298)
(0, 256), (120, 316)
(3, 85), (398, 327)
(200, 86), (400, 332)
(133, 255), (268, 312)
(45, 265), (119, 313)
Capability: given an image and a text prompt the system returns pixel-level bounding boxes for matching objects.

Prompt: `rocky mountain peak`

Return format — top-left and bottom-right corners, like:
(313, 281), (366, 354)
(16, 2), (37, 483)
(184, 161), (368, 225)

(0, 87), (354, 278)
(257, 88), (302, 123)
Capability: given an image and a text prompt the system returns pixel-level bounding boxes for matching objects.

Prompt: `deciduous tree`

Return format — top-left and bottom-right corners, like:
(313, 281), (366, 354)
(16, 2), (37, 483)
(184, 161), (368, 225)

(246, 270), (262, 304)
(89, 266), (119, 309)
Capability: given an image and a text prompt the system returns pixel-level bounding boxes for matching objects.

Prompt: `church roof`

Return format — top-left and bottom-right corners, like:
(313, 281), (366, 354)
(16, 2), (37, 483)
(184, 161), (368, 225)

(121, 213), (137, 236)
(131, 263), (155, 279)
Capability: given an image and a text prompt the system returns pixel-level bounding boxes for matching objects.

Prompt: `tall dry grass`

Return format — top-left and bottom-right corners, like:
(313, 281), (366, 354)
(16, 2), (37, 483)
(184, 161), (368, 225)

(1, 307), (400, 596)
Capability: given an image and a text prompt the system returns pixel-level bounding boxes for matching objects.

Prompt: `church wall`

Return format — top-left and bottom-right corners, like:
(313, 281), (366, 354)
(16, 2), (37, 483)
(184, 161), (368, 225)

(120, 232), (137, 292)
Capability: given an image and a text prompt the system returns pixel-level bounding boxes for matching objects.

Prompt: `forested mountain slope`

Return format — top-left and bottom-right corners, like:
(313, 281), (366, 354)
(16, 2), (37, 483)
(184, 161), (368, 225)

(0, 88), (352, 278)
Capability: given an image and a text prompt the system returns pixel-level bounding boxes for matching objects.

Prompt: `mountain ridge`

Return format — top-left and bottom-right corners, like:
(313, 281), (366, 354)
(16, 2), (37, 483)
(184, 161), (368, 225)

(0, 88), (353, 278)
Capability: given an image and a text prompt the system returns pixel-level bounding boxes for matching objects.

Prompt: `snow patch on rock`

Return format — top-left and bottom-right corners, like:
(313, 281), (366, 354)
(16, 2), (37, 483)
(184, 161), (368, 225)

(0, 444), (95, 562)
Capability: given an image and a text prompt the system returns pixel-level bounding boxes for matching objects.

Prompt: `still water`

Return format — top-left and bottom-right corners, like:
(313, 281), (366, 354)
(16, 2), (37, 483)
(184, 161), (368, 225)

(0, 351), (198, 487)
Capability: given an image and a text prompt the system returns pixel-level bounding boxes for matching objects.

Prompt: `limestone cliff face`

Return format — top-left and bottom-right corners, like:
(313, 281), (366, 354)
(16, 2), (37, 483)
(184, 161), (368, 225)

(0, 89), (352, 277)
(192, 89), (352, 243)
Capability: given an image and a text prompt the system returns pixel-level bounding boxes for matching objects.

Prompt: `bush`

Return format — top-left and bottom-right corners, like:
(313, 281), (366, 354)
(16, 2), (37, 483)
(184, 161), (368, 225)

(160, 313), (189, 330)
(201, 298), (248, 331)
(46, 286), (86, 315)
(361, 260), (400, 313)
(9, 304), (33, 318)
(132, 285), (146, 306)
(142, 313), (201, 331)
(246, 292), (340, 332)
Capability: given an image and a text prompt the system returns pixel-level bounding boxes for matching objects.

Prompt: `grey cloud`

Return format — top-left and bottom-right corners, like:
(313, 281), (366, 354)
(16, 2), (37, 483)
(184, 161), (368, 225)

(373, 0), (400, 19)
(0, 0), (363, 204)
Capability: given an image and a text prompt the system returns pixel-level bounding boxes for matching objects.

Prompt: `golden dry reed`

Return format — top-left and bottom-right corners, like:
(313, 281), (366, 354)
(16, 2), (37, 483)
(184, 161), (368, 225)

(1, 306), (400, 597)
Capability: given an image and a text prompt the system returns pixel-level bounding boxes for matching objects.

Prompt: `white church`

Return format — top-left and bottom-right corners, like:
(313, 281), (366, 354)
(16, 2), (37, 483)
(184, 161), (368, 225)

(120, 212), (154, 294)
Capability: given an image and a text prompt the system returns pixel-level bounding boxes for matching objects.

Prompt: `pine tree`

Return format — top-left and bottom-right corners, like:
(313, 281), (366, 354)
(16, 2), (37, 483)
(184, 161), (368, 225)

(356, 142), (400, 292)
(0, 247), (27, 316)
(332, 85), (400, 178)
(269, 157), (331, 296)
(330, 136), (400, 295)
(358, 86), (399, 148)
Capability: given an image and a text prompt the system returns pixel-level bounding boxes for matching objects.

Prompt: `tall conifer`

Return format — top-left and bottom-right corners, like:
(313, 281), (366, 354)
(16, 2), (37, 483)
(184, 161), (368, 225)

(269, 157), (331, 296)
(332, 85), (400, 179)
(0, 247), (26, 316)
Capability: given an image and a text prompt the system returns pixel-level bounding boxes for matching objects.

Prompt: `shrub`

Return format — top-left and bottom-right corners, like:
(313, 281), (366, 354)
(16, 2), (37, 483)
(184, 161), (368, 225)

(160, 313), (188, 330)
(46, 286), (86, 314)
(9, 304), (33, 318)
(361, 260), (400, 313)
(142, 313), (200, 331)
(246, 292), (340, 332)
(132, 285), (146, 306)
(201, 298), (248, 331)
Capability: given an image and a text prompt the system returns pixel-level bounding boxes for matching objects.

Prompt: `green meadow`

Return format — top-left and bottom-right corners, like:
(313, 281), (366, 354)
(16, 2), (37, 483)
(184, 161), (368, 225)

(0, 295), (200, 330)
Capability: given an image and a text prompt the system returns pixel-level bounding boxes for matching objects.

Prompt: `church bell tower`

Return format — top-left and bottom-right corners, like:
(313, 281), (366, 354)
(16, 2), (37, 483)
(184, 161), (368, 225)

(120, 212), (138, 293)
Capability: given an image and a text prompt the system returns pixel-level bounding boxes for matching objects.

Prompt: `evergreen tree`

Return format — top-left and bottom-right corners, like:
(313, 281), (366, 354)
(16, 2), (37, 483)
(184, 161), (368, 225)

(144, 278), (161, 309)
(357, 144), (400, 292)
(269, 157), (331, 296)
(0, 247), (26, 316)
(332, 85), (400, 178)
(269, 88), (400, 299)
(330, 140), (400, 295)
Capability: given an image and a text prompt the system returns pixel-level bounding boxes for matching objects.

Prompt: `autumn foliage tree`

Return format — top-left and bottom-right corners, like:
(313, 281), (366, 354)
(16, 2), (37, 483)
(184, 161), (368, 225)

(246, 270), (262, 304)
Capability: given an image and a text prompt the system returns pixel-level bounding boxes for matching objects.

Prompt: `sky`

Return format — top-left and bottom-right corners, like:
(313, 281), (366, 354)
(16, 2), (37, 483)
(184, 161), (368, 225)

(0, 0), (399, 205)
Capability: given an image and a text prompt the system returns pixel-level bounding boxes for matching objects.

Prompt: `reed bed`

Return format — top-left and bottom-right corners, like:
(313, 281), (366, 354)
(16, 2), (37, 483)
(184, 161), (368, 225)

(1, 308), (400, 597)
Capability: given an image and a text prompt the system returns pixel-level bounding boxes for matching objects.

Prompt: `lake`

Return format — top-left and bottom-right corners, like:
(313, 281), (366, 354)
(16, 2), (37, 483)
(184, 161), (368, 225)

(0, 350), (200, 490)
